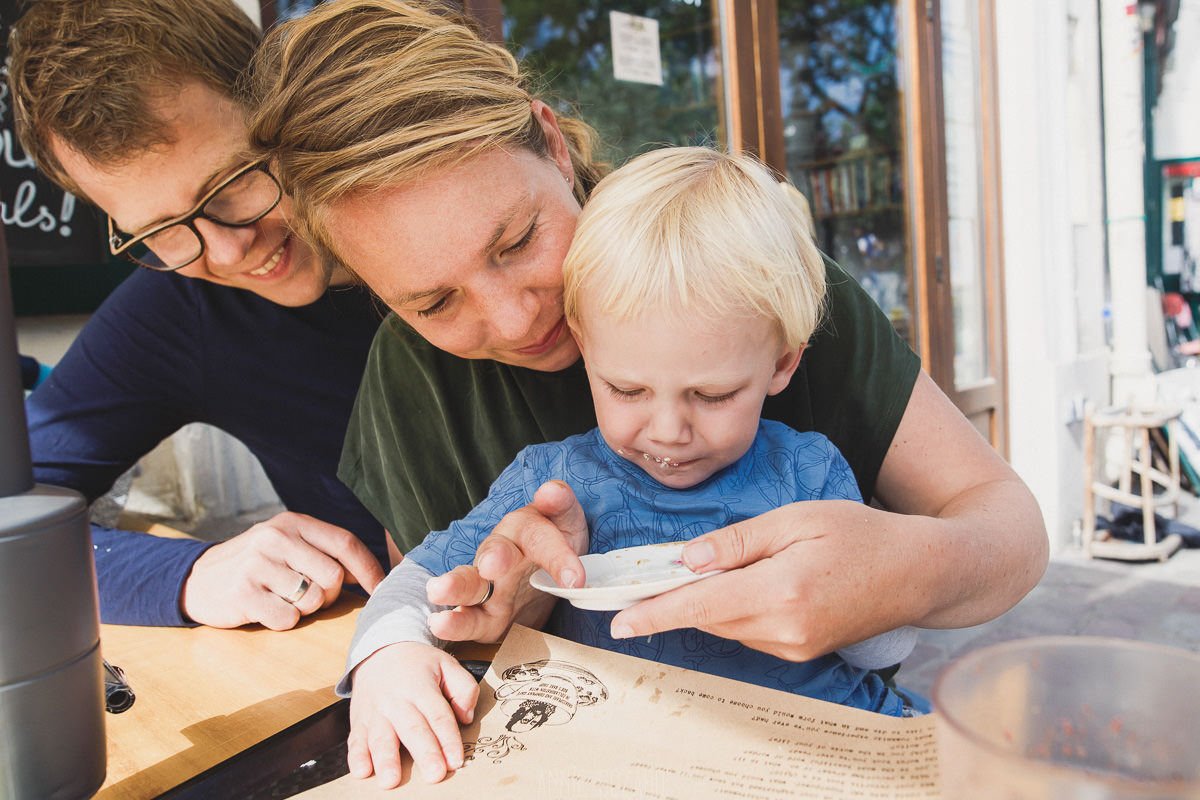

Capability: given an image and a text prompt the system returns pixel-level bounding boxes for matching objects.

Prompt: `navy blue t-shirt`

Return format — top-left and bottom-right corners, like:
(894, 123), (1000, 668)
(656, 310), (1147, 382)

(26, 269), (387, 625)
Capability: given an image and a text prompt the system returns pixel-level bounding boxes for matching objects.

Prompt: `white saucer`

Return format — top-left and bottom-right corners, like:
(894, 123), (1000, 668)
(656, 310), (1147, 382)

(529, 542), (721, 611)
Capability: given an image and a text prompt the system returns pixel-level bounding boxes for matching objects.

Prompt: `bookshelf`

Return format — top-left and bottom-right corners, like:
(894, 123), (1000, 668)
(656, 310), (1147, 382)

(787, 149), (911, 347)
(789, 150), (903, 220)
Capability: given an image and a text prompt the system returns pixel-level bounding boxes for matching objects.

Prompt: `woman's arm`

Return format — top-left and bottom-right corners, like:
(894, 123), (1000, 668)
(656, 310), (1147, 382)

(606, 372), (1048, 658)
(435, 373), (1048, 659)
(870, 371), (1049, 628)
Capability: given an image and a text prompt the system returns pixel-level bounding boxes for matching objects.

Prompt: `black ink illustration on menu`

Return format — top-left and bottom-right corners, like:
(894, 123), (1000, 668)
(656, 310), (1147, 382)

(463, 660), (609, 766)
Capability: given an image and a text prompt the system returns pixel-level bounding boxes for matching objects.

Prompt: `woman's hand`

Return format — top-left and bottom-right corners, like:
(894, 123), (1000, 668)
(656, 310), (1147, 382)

(607, 499), (925, 660)
(347, 643), (479, 787)
(610, 373), (1049, 657)
(427, 480), (589, 643)
(434, 374), (1048, 661)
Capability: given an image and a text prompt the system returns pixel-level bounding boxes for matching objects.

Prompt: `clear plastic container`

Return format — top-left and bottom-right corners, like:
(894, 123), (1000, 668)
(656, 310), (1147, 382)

(933, 636), (1200, 799)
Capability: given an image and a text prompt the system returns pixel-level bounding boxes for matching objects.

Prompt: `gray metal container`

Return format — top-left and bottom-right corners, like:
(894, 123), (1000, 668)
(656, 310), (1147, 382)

(0, 487), (107, 800)
(0, 233), (105, 797)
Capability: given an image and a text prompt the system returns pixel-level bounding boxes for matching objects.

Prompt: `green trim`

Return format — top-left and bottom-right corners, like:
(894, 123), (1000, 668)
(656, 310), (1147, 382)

(1175, 426), (1200, 492)
(1144, 26), (1162, 286)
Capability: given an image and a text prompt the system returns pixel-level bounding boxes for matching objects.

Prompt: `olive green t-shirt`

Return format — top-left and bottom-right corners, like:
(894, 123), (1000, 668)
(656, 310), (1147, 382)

(338, 261), (921, 552)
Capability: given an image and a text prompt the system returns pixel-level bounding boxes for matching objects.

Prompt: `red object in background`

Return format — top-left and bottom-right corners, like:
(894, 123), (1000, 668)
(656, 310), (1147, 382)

(1163, 292), (1200, 355)
(1164, 291), (1190, 320)
(1164, 161), (1200, 178)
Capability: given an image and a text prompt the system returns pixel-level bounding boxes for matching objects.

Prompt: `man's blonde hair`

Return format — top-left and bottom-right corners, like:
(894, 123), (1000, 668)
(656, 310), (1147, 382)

(248, 0), (607, 257)
(563, 147), (826, 350)
(6, 0), (260, 197)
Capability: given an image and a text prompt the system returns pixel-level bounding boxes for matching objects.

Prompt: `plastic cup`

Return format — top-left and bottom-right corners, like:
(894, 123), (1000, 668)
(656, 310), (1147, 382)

(933, 636), (1200, 799)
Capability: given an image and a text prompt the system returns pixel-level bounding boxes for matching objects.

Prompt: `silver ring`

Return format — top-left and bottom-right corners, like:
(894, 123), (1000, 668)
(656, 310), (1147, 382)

(283, 574), (311, 604)
(470, 579), (495, 608)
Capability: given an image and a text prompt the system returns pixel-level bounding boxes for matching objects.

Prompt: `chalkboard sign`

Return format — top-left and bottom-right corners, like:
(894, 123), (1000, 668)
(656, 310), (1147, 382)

(1, 3), (128, 314)
(0, 21), (105, 267)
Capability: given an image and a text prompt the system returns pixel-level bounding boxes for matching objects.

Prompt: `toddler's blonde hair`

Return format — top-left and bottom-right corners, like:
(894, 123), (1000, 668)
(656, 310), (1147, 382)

(564, 147), (825, 349)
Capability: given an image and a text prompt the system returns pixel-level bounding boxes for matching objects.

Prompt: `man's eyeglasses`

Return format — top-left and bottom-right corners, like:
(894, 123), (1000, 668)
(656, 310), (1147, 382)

(107, 160), (283, 272)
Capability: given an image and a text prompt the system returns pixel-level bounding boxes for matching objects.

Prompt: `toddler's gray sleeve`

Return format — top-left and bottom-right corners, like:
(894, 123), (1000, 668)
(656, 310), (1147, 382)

(836, 625), (918, 670)
(336, 559), (447, 696)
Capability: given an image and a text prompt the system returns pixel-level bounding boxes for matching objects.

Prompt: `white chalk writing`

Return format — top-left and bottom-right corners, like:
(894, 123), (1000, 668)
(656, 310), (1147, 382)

(0, 63), (82, 240)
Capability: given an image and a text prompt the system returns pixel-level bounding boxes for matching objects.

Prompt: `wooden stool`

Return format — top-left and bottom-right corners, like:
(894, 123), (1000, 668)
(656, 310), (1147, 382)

(1082, 404), (1184, 561)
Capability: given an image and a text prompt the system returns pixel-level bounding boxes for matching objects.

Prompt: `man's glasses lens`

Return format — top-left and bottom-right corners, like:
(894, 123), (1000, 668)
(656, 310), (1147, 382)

(127, 227), (201, 271)
(113, 163), (283, 271)
(202, 167), (281, 225)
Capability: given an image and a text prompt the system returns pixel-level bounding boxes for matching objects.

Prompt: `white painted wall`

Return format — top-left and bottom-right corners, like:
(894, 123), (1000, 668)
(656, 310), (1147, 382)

(994, 0), (1110, 550)
(1101, 0), (1156, 408)
(1155, 2), (1200, 161)
(232, 0), (263, 29)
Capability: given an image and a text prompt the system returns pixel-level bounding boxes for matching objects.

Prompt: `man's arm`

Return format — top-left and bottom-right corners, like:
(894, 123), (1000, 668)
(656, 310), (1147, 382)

(30, 273), (384, 627)
(28, 274), (207, 625)
(179, 512), (384, 630)
(92, 526), (215, 626)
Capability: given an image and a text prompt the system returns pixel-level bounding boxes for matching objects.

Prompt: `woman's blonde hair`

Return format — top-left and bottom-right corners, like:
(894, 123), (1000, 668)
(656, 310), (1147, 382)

(247, 0), (606, 255)
(563, 147), (826, 350)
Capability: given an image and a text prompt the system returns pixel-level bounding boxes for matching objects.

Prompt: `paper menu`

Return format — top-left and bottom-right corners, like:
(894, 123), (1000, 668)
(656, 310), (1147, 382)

(299, 625), (940, 799)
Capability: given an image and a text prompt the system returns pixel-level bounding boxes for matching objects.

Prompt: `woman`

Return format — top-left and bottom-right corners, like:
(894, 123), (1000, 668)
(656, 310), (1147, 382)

(249, 0), (1047, 786)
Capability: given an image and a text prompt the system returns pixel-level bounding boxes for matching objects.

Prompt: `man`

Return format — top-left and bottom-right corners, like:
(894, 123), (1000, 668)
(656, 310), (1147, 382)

(8, 0), (385, 628)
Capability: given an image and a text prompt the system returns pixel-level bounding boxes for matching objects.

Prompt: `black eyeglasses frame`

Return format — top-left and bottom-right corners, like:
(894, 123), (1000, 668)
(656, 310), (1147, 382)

(106, 160), (283, 272)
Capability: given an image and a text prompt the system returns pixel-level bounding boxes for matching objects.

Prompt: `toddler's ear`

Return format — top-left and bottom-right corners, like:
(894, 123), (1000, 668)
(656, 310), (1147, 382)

(766, 344), (805, 396)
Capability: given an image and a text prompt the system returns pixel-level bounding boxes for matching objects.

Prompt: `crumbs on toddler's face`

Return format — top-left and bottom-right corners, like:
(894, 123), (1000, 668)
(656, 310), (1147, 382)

(617, 447), (680, 469)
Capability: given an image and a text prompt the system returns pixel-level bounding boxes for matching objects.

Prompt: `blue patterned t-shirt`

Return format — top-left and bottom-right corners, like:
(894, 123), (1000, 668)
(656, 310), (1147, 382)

(406, 419), (904, 716)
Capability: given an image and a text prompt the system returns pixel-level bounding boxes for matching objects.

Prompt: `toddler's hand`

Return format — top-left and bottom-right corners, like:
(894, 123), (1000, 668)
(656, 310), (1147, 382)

(346, 642), (479, 787)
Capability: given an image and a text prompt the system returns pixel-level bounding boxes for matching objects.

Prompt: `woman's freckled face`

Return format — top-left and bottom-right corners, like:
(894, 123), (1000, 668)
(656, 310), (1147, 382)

(325, 147), (583, 372)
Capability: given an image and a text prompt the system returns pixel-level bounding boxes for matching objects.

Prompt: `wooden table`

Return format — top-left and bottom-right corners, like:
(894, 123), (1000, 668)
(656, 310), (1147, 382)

(94, 523), (497, 797)
(97, 594), (364, 799)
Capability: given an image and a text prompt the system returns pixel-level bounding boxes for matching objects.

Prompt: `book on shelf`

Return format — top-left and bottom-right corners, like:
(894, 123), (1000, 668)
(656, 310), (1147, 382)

(792, 151), (901, 218)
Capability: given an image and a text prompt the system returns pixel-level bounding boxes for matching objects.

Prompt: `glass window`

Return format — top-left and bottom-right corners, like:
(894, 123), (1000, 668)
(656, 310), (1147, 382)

(940, 0), (989, 388)
(501, 0), (725, 166)
(270, 0), (322, 22)
(776, 0), (914, 346)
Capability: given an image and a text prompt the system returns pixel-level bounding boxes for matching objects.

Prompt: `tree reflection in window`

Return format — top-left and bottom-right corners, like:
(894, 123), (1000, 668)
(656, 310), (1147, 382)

(779, 0), (913, 342)
(502, 0), (724, 167)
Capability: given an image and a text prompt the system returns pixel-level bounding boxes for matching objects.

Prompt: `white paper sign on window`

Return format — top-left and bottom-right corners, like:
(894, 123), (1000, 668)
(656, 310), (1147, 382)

(610, 11), (663, 86)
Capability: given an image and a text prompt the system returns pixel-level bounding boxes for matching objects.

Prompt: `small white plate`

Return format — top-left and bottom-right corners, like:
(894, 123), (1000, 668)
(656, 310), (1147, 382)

(529, 542), (721, 611)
